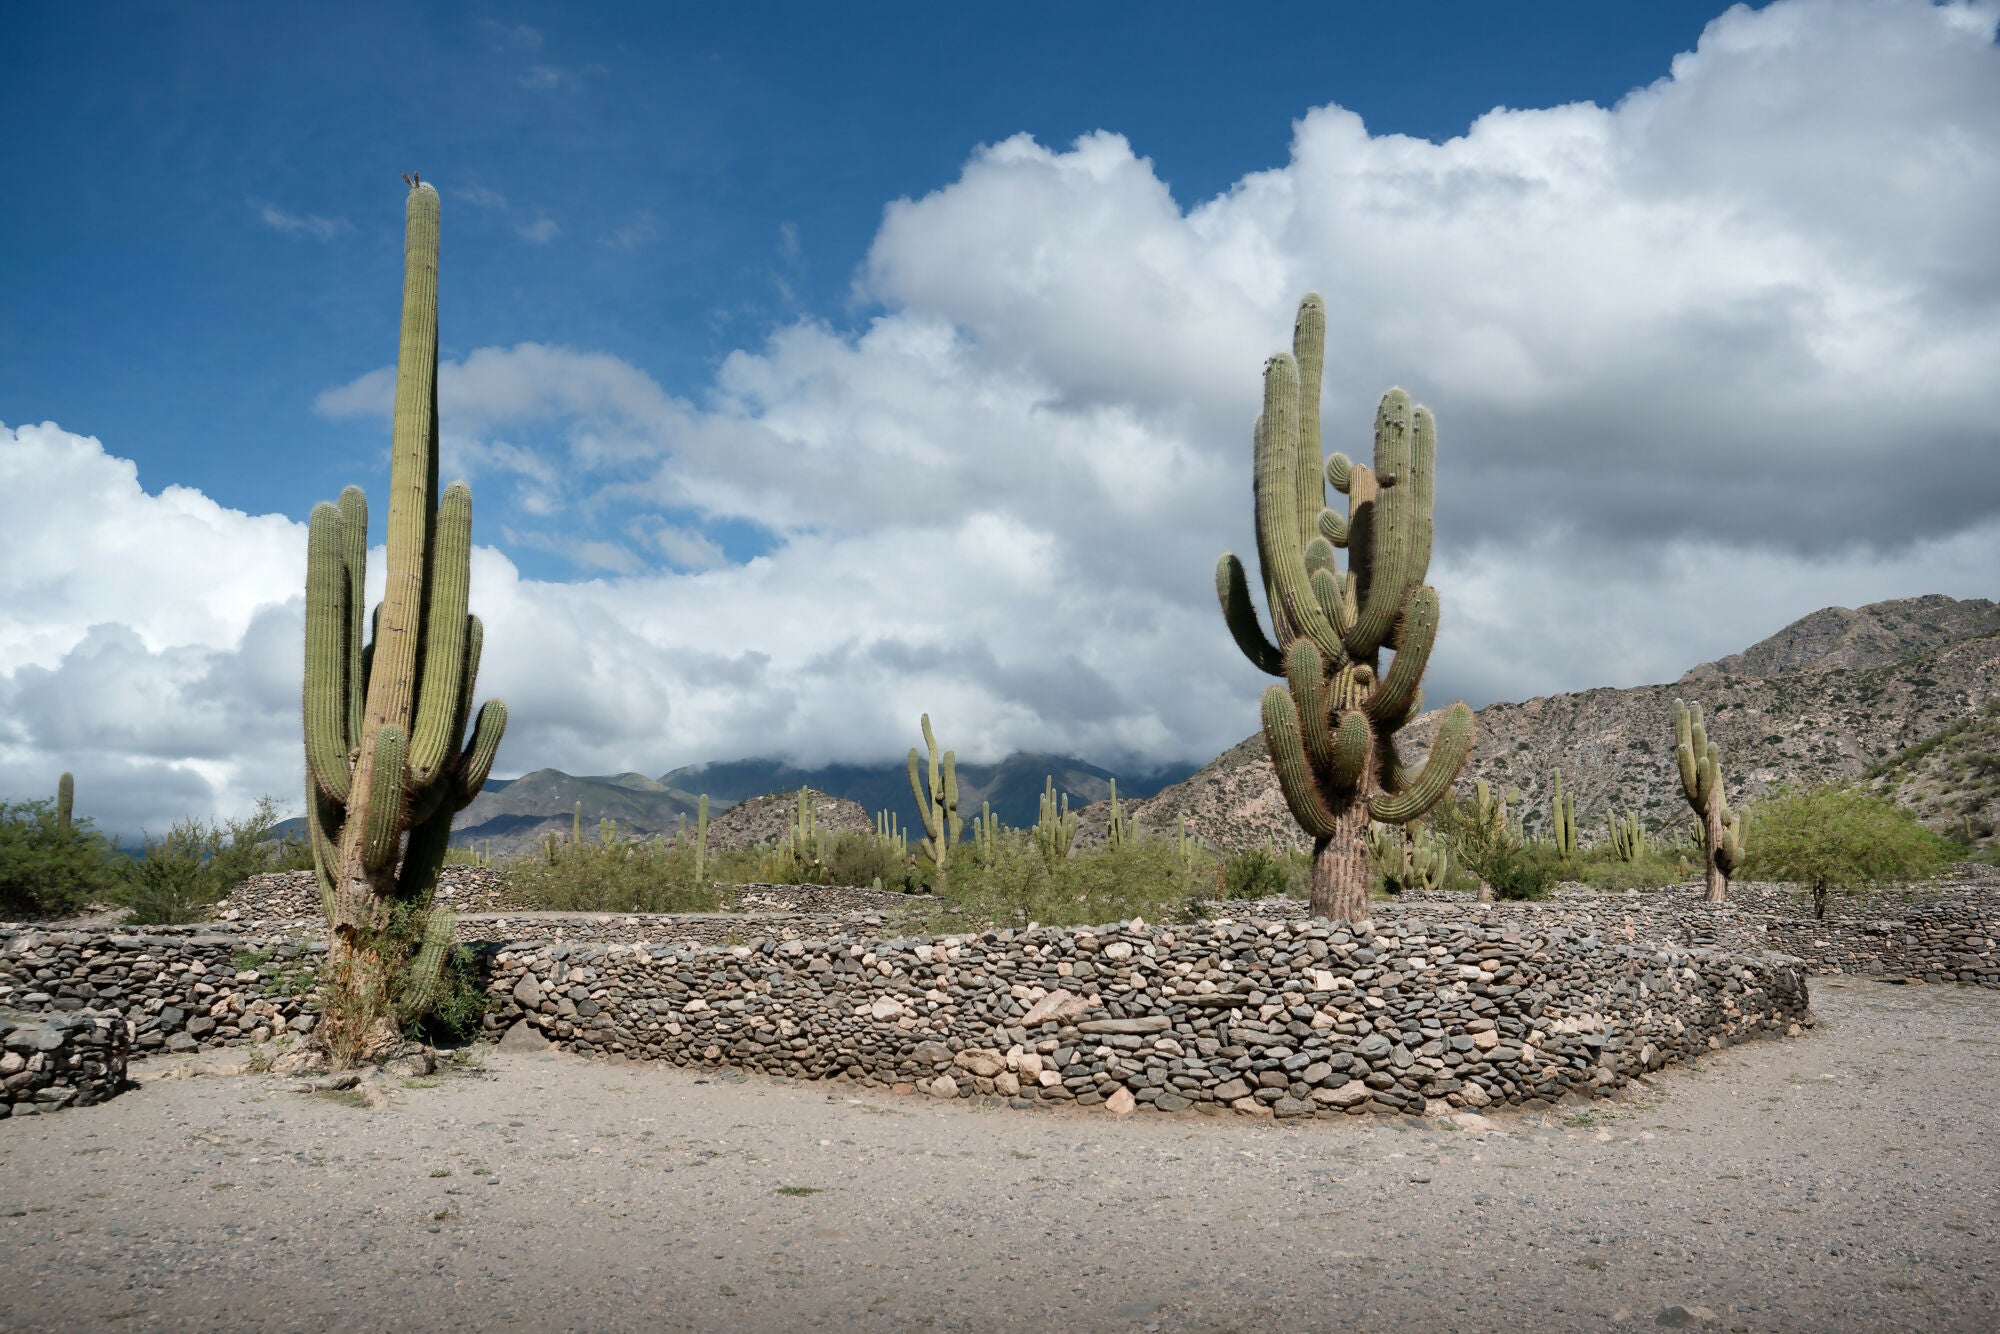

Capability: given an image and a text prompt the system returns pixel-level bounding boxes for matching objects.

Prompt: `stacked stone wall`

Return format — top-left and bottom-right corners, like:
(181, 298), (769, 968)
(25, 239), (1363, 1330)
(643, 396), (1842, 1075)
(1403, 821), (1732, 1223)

(0, 1010), (128, 1117)
(482, 915), (1811, 1117)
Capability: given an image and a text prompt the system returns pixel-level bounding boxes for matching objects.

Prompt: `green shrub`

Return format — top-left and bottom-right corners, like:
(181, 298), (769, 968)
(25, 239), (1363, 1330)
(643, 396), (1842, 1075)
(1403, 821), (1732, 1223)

(117, 796), (294, 925)
(1481, 842), (1566, 902)
(1744, 785), (1955, 919)
(499, 835), (729, 913)
(1220, 846), (1296, 900)
(912, 831), (1212, 928)
(0, 797), (120, 919)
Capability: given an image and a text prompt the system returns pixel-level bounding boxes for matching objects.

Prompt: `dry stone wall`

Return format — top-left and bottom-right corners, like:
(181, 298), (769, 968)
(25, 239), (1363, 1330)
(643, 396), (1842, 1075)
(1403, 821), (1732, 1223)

(1, 1010), (129, 1117)
(483, 915), (1812, 1117)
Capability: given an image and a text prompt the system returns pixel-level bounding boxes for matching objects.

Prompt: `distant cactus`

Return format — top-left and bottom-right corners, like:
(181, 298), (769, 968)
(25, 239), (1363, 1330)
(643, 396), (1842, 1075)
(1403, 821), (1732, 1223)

(302, 180), (506, 1062)
(875, 808), (907, 859)
(571, 801), (583, 847)
(55, 772), (73, 838)
(1034, 777), (1077, 869)
(974, 801), (1001, 862)
(1177, 816), (1203, 873)
(1550, 771), (1578, 859)
(1215, 293), (1474, 919)
(907, 714), (961, 886)
(694, 794), (709, 883)
(1607, 810), (1647, 862)
(1675, 700), (1744, 903)
(1369, 820), (1449, 894)
(1106, 779), (1128, 850)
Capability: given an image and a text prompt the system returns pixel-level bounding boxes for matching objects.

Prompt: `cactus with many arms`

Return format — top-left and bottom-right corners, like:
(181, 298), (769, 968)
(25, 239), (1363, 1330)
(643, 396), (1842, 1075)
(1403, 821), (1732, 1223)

(907, 714), (960, 884)
(1215, 293), (1474, 920)
(1105, 779), (1128, 850)
(1674, 700), (1744, 903)
(303, 179), (506, 1062)
(1368, 820), (1449, 894)
(875, 807), (908, 859)
(1034, 776), (1077, 869)
(974, 801), (1001, 863)
(1607, 810), (1646, 862)
(1550, 770), (1578, 859)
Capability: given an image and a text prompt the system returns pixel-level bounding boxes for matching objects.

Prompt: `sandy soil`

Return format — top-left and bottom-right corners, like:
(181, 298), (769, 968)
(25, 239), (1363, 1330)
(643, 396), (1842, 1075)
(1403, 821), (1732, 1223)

(2, 978), (1995, 1332)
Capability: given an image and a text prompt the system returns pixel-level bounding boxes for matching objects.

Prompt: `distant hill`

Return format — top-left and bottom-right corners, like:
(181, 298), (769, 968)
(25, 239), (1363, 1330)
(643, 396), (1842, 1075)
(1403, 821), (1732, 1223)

(1681, 594), (2000, 681)
(1866, 700), (2000, 850)
(706, 788), (873, 852)
(443, 751), (1196, 862)
(1121, 594), (2000, 851)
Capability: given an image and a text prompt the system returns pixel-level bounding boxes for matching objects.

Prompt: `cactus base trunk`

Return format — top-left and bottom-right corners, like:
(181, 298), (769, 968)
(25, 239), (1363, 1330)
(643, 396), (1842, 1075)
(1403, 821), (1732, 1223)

(1702, 807), (1729, 904)
(319, 934), (403, 1066)
(1309, 806), (1373, 922)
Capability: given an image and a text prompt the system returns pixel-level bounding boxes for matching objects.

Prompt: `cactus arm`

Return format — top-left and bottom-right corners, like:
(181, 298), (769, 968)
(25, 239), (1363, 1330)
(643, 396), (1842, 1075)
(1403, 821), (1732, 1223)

(336, 486), (368, 744)
(360, 183), (441, 745)
(360, 725), (407, 871)
(408, 483), (473, 788)
(1284, 640), (1338, 776)
(1326, 451), (1351, 494)
(1365, 586), (1438, 725)
(307, 789), (340, 922)
(695, 794), (709, 882)
(1215, 554), (1284, 675)
(397, 803), (454, 904)
(1330, 708), (1371, 792)
(943, 750), (961, 846)
(1348, 391), (1434, 655)
(1318, 508), (1348, 548)
(1261, 687), (1342, 839)
(1368, 702), (1472, 824)
(1291, 293), (1326, 546)
(304, 503), (354, 803)
(451, 699), (507, 809)
(55, 772), (73, 838)
(397, 907), (455, 1018)
(1253, 357), (1348, 668)
(907, 748), (936, 841)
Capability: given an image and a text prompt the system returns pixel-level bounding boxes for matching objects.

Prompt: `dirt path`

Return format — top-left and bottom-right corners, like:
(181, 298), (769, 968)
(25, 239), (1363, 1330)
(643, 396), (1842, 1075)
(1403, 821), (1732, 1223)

(2, 978), (1995, 1332)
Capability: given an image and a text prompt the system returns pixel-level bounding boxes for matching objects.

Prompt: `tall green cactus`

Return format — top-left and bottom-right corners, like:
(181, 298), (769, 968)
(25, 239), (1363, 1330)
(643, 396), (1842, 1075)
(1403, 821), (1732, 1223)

(1674, 699), (1744, 903)
(303, 178), (506, 1062)
(55, 772), (73, 839)
(875, 808), (908, 859)
(1216, 293), (1474, 920)
(907, 713), (960, 885)
(1368, 820), (1449, 894)
(1550, 770), (1578, 859)
(1105, 779), (1128, 850)
(1034, 776), (1077, 869)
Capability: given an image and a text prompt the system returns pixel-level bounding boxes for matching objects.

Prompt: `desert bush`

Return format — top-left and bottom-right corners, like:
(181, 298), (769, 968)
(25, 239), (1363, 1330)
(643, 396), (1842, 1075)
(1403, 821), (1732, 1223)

(500, 835), (729, 913)
(1744, 785), (1955, 919)
(1480, 841), (1566, 901)
(1219, 845), (1300, 899)
(117, 796), (295, 925)
(0, 797), (121, 919)
(915, 830), (1212, 928)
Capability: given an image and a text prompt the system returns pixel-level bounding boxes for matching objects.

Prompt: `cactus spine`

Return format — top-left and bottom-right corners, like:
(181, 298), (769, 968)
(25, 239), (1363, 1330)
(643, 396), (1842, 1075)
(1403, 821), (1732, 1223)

(1216, 293), (1474, 920)
(55, 772), (73, 839)
(303, 178), (506, 1062)
(1034, 776), (1077, 869)
(1607, 810), (1646, 862)
(1674, 700), (1743, 903)
(1550, 770), (1578, 859)
(907, 714), (960, 886)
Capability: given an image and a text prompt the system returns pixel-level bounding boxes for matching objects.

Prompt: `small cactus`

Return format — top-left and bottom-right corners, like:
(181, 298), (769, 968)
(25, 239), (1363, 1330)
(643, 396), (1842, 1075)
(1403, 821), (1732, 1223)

(1550, 771), (1578, 859)
(1034, 777), (1077, 869)
(974, 801), (1001, 863)
(1675, 700), (1744, 903)
(55, 773), (73, 839)
(906, 714), (961, 886)
(694, 794), (709, 884)
(1607, 810), (1646, 862)
(1106, 779), (1128, 850)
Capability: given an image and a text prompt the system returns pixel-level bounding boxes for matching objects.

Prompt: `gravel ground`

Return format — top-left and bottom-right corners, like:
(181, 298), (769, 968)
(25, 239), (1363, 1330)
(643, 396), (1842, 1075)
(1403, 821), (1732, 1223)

(2, 978), (1994, 1332)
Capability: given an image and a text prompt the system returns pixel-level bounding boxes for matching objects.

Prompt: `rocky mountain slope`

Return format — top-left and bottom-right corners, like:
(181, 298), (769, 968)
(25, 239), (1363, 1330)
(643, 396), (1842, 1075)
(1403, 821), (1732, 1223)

(1120, 595), (2000, 852)
(1866, 701), (2000, 846)
(705, 788), (873, 852)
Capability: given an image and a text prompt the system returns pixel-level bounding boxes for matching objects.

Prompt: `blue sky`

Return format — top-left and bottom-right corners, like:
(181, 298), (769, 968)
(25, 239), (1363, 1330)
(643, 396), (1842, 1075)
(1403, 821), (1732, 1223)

(3, 1), (1997, 833)
(5, 2), (1723, 577)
